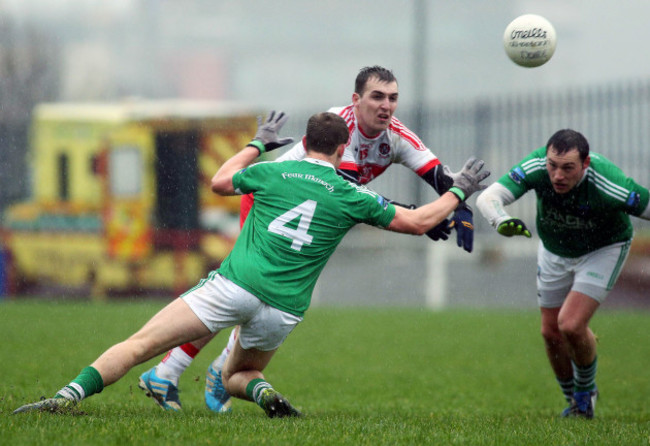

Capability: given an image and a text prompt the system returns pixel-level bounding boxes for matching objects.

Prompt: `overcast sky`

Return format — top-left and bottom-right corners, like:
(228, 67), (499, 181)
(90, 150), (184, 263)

(2, 0), (650, 112)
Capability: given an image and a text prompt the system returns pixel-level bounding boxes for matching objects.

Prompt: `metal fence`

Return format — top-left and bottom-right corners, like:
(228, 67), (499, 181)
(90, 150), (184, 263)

(378, 78), (650, 230)
(294, 78), (650, 308)
(5, 79), (647, 306)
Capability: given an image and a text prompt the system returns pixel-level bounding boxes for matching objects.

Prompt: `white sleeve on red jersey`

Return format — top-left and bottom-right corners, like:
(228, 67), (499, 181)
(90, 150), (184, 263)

(276, 138), (308, 162)
(388, 117), (440, 176)
(276, 106), (351, 163)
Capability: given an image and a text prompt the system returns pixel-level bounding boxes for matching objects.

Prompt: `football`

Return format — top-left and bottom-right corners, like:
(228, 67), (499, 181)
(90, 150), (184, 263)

(503, 14), (556, 68)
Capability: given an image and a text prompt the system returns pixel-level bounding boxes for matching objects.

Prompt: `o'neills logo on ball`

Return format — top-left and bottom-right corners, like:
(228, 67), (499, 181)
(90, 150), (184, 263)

(510, 28), (548, 39)
(504, 15), (556, 67)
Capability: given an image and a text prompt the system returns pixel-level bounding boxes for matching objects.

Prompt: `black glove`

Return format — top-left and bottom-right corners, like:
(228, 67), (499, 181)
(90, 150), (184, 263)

(448, 206), (474, 252)
(247, 110), (294, 154)
(394, 201), (451, 242)
(426, 219), (452, 241)
(444, 158), (490, 202)
(497, 218), (532, 238)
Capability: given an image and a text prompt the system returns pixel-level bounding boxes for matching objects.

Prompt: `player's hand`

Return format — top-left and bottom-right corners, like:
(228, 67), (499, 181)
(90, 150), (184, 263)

(497, 218), (532, 238)
(449, 205), (474, 252)
(445, 158), (490, 201)
(248, 110), (295, 153)
(399, 202), (451, 241)
(425, 219), (452, 241)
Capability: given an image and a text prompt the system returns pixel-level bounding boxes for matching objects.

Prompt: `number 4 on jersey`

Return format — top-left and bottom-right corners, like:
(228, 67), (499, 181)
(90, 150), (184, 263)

(268, 199), (317, 251)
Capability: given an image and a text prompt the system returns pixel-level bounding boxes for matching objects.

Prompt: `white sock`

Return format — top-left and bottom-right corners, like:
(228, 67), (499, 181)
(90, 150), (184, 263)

(211, 328), (238, 370)
(157, 347), (195, 386)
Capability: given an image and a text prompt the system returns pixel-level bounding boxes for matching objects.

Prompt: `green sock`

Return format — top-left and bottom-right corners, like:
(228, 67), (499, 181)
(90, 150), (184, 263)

(246, 378), (272, 408)
(556, 376), (574, 402)
(56, 366), (104, 401)
(573, 357), (597, 392)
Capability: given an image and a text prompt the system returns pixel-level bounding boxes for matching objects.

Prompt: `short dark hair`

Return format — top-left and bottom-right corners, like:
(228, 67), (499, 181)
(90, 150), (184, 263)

(305, 112), (349, 155)
(354, 66), (397, 96)
(546, 129), (590, 161)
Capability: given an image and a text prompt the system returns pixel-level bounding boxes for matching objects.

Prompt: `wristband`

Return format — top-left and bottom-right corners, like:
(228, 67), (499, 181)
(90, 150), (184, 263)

(246, 139), (266, 154)
(448, 186), (465, 202)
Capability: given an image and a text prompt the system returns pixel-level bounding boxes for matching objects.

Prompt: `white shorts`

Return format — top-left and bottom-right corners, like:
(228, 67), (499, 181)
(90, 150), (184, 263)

(181, 272), (303, 351)
(536, 240), (631, 308)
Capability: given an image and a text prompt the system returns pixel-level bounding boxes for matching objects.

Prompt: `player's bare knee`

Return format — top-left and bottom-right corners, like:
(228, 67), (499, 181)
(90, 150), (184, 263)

(557, 318), (586, 340)
(540, 324), (562, 345)
(221, 373), (242, 398)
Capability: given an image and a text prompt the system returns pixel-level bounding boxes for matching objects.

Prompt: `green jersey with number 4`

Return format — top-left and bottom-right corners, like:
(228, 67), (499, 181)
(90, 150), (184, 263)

(498, 147), (650, 257)
(218, 158), (396, 316)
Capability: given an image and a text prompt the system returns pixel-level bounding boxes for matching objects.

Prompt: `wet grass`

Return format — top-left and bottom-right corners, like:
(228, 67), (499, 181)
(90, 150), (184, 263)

(1, 299), (649, 445)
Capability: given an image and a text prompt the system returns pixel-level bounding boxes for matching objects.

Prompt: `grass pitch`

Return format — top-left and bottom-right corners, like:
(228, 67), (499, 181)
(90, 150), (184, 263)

(1, 299), (649, 445)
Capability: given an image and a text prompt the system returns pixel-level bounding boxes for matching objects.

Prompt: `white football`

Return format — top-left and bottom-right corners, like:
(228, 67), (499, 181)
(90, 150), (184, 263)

(503, 14), (556, 68)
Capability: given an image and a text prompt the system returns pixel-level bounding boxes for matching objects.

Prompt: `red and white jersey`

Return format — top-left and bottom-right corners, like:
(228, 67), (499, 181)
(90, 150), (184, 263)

(277, 105), (440, 185)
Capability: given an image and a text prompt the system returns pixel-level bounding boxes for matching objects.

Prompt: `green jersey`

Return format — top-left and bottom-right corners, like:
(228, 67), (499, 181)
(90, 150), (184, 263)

(218, 158), (396, 316)
(498, 147), (650, 257)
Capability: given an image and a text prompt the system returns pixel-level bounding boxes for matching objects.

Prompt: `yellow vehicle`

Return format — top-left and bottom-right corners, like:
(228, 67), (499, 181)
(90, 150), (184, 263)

(1, 100), (259, 298)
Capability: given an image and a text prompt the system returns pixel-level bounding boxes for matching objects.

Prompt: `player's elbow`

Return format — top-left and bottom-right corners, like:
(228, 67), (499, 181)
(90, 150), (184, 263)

(475, 186), (499, 217)
(210, 179), (224, 195)
(211, 176), (234, 196)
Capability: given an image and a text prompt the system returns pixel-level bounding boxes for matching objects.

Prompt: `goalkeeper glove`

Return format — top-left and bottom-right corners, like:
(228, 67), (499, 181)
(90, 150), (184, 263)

(247, 110), (294, 154)
(449, 205), (474, 252)
(444, 158), (490, 202)
(497, 218), (532, 238)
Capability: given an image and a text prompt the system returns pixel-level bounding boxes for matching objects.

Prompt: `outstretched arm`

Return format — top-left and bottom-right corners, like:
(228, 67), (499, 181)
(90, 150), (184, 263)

(388, 192), (460, 234)
(389, 158), (490, 235)
(420, 163), (454, 194)
(476, 182), (531, 237)
(336, 165), (455, 238)
(212, 110), (294, 196)
(211, 146), (261, 196)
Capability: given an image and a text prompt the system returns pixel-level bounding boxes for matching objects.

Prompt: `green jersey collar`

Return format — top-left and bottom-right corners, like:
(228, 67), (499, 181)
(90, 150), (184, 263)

(304, 158), (336, 170)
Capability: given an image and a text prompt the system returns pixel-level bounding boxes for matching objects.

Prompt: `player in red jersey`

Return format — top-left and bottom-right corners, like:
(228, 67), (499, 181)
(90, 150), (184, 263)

(142, 66), (477, 412)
